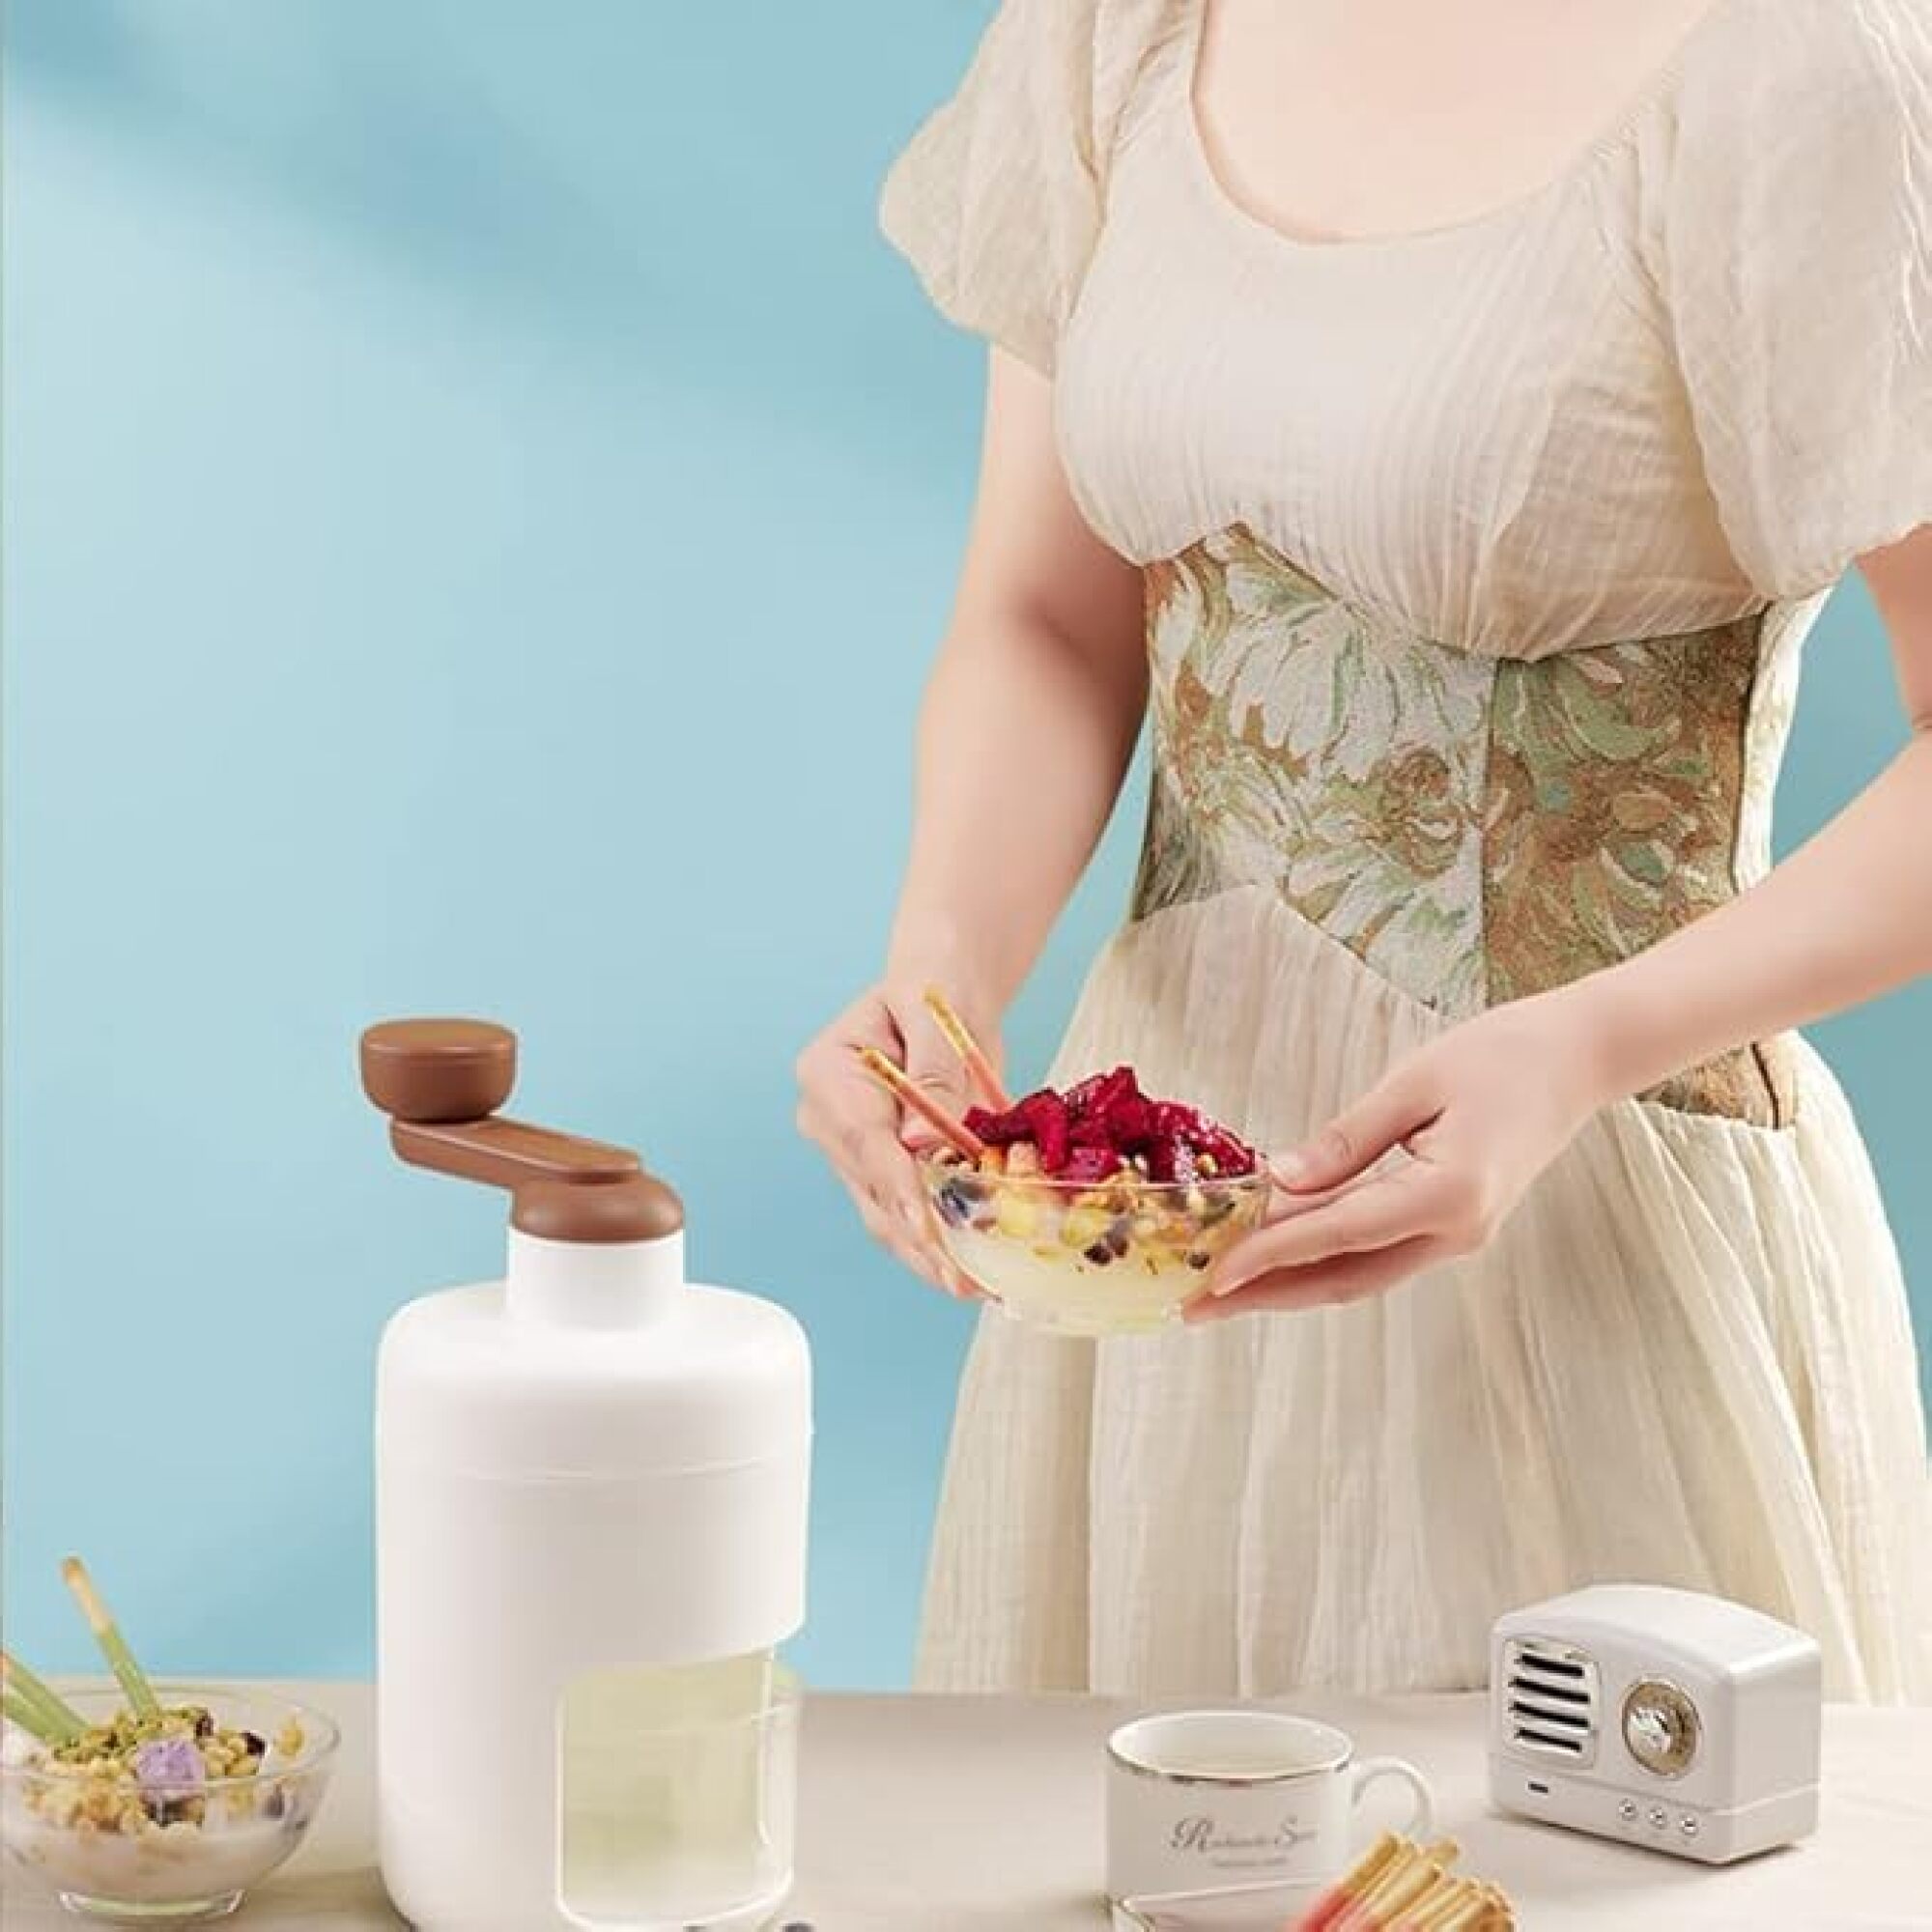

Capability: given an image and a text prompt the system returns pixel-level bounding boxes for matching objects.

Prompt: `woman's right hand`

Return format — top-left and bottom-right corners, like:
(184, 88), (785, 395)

(797, 353), (1141, 1298)
(795, 980), (1001, 1297)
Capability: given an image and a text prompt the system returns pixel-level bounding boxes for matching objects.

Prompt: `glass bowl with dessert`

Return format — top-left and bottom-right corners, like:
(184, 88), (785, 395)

(1, 1560), (337, 1924)
(861, 993), (1273, 1338)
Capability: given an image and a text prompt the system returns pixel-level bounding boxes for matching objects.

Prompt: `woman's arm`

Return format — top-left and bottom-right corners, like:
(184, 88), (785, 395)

(797, 348), (1146, 1291)
(1198, 524), (1932, 1316)
(888, 351), (1150, 1009)
(1581, 531), (1932, 1091)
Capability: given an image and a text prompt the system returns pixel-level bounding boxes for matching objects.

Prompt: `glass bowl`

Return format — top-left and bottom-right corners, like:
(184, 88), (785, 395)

(919, 1152), (1271, 1337)
(1, 1686), (339, 1924)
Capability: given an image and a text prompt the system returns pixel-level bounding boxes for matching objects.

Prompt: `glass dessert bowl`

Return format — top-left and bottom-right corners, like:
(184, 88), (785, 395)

(858, 998), (1274, 1338)
(919, 1150), (1269, 1336)
(1, 1685), (338, 1924)
(911, 1058), (1271, 1337)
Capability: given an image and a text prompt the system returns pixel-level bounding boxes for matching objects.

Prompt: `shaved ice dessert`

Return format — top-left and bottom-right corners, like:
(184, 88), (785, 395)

(919, 1065), (1270, 1336)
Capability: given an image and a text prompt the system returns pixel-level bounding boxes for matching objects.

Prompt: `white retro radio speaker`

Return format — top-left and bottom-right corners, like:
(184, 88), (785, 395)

(1489, 1584), (1822, 1863)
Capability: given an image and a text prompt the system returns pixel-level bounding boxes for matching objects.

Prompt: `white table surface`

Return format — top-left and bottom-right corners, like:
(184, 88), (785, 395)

(2, 1686), (1927, 1930)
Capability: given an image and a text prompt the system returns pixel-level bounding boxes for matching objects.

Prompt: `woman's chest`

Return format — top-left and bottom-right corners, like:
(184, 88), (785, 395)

(1054, 113), (1756, 657)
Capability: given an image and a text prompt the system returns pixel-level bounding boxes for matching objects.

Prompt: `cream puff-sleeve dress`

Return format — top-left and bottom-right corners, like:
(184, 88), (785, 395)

(880, 0), (1932, 1702)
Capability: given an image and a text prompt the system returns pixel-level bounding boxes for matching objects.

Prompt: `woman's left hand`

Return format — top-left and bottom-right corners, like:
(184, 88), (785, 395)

(1189, 992), (1615, 1321)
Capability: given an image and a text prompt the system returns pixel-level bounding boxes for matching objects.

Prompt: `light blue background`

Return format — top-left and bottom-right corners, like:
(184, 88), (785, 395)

(5, 1), (1927, 1690)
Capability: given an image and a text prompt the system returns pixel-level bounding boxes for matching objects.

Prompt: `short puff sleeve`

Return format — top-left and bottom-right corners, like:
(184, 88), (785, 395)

(1645, 0), (1932, 598)
(880, 0), (1125, 376)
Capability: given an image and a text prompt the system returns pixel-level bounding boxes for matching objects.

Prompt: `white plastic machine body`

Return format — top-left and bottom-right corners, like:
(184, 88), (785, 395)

(1488, 1584), (1821, 1864)
(375, 1226), (811, 1930)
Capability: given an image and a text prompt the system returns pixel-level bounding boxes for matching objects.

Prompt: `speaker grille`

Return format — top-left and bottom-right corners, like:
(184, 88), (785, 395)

(1503, 1636), (1600, 1765)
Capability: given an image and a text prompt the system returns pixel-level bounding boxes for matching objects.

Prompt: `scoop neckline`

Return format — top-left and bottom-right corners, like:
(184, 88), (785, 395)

(1178, 0), (1748, 257)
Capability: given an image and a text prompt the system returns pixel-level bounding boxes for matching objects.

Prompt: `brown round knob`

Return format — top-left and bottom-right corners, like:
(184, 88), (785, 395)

(361, 1019), (517, 1123)
(513, 1175), (685, 1243)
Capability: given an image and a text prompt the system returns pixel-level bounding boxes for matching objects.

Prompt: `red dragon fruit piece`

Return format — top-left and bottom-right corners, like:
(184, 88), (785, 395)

(1060, 1071), (1111, 1119)
(1198, 1129), (1258, 1176)
(1065, 1065), (1141, 1125)
(963, 1101), (1033, 1147)
(1188, 1119), (1259, 1176)
(1149, 1101), (1260, 1177)
(968, 1069), (1256, 1179)
(1061, 1145), (1123, 1185)
(1147, 1130), (1213, 1184)
(968, 1087), (1077, 1169)
(1079, 1076), (1159, 1156)
(1016, 1090), (1073, 1172)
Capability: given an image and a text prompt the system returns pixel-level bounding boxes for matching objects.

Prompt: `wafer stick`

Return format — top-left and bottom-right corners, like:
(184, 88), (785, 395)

(921, 986), (1010, 1109)
(1434, 1891), (1495, 1932)
(1431, 1886), (1485, 1930)
(853, 1046), (987, 1160)
(1302, 1832), (1410, 1931)
(2, 1691), (60, 1744)
(1400, 1877), (1478, 1931)
(1335, 1849), (1431, 1931)
(1406, 1869), (1516, 1932)
(1, 1651), (84, 1744)
(1341, 1839), (1459, 1932)
(1300, 1833), (1503, 1932)
(1364, 1859), (1449, 1928)
(1462, 1886), (1507, 1931)
(1351, 1840), (1439, 1915)
(1390, 1876), (1459, 1931)
(61, 1556), (158, 1720)
(1312, 1832), (1448, 1932)
(1426, 1872), (1484, 1921)
(1295, 1831), (1400, 1930)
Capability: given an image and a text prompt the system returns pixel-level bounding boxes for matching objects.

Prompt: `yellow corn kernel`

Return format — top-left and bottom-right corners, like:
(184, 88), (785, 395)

(994, 1190), (1038, 1239)
(1061, 1206), (1111, 1253)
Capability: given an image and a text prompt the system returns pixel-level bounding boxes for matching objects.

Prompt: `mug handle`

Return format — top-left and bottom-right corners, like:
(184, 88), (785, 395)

(1350, 1755), (1434, 1840)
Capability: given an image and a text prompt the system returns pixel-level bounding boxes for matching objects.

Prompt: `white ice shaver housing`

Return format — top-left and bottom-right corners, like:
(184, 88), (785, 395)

(362, 1019), (811, 1931)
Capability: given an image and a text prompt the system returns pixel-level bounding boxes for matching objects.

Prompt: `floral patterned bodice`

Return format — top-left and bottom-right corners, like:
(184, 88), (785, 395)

(1131, 526), (1818, 1127)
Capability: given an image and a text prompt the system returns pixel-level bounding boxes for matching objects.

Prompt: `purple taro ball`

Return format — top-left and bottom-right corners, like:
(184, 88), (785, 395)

(133, 1737), (206, 1794)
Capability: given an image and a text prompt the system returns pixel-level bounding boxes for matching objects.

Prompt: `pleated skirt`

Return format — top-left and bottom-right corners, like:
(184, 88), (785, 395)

(914, 886), (1932, 1702)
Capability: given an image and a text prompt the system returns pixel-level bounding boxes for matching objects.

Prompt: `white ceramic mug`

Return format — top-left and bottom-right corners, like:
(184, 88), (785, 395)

(1105, 1710), (1433, 1922)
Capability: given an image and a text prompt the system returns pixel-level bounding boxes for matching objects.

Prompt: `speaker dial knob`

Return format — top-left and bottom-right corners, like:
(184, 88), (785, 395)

(1621, 1678), (1701, 1777)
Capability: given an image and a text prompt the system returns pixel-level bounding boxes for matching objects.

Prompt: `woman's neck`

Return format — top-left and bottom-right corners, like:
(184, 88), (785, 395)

(1191, 0), (1732, 245)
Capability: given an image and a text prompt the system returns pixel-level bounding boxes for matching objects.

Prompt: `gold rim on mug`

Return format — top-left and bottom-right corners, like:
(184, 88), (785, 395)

(1105, 1712), (1353, 1785)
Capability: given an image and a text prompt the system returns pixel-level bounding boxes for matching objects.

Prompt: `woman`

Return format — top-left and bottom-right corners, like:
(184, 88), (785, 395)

(797, 0), (1932, 1702)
